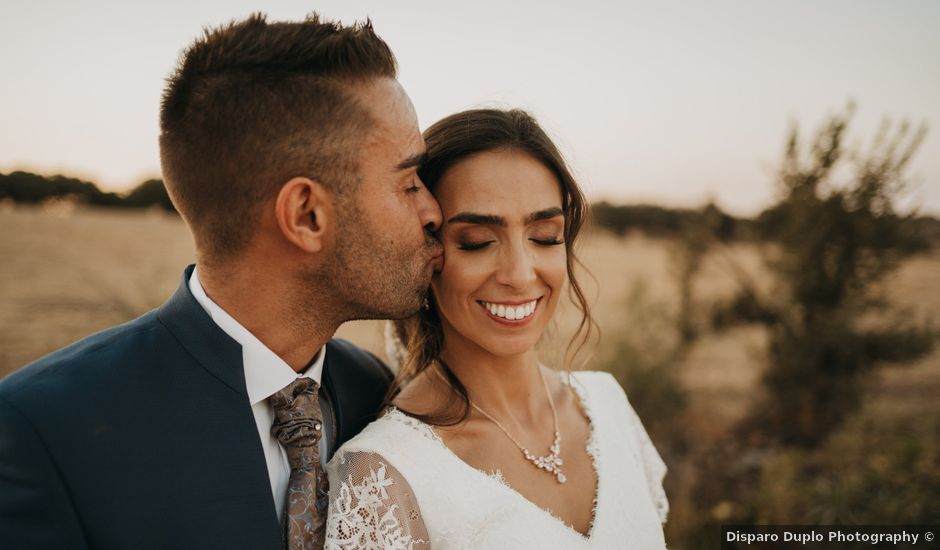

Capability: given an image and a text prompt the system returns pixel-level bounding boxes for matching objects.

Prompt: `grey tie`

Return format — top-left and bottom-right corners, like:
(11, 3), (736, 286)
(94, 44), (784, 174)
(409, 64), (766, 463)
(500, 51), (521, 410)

(270, 378), (328, 549)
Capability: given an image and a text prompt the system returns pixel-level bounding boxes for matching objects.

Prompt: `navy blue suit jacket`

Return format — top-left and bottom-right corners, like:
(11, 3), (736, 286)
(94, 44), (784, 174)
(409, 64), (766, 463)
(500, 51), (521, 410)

(0, 266), (392, 549)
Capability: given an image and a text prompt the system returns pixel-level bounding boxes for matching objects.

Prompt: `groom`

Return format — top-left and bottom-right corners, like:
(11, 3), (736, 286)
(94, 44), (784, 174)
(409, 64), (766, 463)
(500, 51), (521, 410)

(0, 13), (441, 549)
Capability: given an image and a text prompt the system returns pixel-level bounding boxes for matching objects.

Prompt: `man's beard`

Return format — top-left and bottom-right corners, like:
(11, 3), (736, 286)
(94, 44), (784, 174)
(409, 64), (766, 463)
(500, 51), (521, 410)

(324, 215), (432, 321)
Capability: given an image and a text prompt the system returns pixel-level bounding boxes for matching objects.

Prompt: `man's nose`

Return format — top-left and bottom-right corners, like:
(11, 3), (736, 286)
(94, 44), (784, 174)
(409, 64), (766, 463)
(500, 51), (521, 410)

(418, 184), (442, 233)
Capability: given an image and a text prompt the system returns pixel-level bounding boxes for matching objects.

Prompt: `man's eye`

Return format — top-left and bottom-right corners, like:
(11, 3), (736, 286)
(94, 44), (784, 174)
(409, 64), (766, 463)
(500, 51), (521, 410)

(457, 241), (494, 251)
(405, 185), (420, 194)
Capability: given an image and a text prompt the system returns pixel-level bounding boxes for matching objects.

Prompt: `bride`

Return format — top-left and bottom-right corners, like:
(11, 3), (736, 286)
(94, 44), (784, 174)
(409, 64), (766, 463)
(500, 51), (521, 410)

(324, 109), (668, 549)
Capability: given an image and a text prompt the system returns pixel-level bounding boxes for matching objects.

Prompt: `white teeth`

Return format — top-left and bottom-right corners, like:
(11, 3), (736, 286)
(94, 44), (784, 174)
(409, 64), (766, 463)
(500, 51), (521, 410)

(480, 299), (539, 320)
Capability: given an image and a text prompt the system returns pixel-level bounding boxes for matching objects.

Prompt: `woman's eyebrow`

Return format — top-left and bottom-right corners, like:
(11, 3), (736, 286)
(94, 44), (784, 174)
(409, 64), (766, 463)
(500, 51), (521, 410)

(525, 207), (564, 224)
(446, 212), (504, 226)
(446, 207), (564, 227)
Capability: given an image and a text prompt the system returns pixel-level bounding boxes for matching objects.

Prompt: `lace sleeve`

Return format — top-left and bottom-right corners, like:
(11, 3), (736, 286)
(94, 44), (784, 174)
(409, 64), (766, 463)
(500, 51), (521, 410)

(325, 450), (430, 549)
(627, 404), (669, 525)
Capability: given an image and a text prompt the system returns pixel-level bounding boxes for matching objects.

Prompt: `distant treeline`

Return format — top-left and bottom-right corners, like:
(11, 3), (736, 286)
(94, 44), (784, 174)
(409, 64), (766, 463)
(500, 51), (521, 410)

(592, 200), (940, 247)
(3, 170), (938, 245)
(0, 171), (175, 212)
(592, 201), (744, 239)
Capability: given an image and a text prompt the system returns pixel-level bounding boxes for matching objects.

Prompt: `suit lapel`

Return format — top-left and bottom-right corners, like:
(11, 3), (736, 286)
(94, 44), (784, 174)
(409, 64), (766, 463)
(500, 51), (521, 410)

(320, 339), (393, 459)
(156, 265), (247, 397)
(155, 265), (282, 542)
(320, 345), (343, 461)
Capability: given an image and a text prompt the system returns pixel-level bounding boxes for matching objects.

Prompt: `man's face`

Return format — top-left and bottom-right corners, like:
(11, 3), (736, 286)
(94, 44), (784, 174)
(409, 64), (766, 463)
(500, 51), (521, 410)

(330, 78), (443, 320)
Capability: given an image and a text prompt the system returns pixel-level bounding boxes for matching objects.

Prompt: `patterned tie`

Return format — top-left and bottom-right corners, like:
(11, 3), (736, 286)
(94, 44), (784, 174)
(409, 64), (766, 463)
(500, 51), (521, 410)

(270, 378), (329, 549)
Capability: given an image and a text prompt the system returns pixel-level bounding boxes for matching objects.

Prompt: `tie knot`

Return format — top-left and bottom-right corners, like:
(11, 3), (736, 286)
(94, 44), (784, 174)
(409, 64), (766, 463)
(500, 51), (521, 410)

(270, 378), (322, 455)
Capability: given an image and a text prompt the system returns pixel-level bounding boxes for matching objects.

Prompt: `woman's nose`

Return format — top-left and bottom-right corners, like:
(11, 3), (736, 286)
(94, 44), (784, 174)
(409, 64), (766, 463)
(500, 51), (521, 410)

(496, 242), (537, 288)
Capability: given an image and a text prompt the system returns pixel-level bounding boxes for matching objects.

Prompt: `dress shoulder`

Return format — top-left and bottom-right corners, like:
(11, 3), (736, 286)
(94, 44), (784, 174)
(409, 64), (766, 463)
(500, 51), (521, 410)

(568, 370), (669, 524)
(330, 409), (438, 460)
(566, 369), (619, 393)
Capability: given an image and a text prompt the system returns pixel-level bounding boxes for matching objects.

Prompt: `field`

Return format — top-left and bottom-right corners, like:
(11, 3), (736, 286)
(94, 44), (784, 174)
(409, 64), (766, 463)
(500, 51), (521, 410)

(5, 205), (936, 417)
(2, 204), (938, 544)
(3, 203), (939, 431)
(0, 205), (775, 382)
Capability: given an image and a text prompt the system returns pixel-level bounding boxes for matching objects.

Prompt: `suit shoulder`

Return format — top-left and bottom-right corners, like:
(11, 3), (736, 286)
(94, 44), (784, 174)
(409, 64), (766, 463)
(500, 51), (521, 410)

(324, 339), (394, 452)
(327, 338), (392, 384)
(0, 310), (162, 404)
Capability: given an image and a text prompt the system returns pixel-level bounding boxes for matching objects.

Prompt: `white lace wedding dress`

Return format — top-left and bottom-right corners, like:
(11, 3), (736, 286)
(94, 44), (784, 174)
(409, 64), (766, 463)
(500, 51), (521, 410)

(324, 371), (668, 549)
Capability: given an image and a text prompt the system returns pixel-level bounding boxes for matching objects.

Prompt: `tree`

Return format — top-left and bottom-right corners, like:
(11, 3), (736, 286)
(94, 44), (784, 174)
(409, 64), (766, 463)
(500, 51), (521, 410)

(124, 179), (176, 212)
(719, 104), (935, 447)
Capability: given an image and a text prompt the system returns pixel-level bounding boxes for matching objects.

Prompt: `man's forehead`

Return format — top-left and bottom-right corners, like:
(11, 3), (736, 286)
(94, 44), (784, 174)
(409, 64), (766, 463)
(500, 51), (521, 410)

(362, 117), (423, 158)
(356, 79), (415, 122)
(357, 80), (420, 144)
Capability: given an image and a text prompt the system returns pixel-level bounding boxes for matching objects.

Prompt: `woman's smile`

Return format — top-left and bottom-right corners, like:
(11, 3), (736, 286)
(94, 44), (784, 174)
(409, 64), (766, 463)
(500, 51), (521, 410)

(476, 297), (543, 326)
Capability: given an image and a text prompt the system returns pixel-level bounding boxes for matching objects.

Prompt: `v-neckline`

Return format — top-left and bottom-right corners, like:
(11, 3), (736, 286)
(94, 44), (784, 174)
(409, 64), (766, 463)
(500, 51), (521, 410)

(389, 372), (601, 541)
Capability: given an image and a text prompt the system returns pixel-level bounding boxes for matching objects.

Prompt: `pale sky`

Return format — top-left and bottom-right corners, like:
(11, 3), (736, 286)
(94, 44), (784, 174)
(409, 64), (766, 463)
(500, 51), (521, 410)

(2, 0), (938, 216)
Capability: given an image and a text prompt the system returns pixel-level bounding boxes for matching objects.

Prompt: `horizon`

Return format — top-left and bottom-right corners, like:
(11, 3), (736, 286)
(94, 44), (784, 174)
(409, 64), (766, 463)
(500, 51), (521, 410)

(1, 0), (938, 217)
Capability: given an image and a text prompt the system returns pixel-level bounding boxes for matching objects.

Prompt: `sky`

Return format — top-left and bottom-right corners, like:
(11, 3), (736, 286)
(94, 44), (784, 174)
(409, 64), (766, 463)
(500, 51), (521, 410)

(2, 0), (938, 216)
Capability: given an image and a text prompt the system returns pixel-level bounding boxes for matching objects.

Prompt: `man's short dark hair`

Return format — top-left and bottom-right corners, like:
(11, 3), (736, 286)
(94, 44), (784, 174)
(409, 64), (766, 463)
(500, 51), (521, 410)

(159, 13), (397, 260)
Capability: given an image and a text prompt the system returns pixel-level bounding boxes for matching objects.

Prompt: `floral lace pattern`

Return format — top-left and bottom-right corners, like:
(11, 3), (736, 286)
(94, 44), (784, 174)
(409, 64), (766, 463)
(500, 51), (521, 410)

(325, 452), (429, 549)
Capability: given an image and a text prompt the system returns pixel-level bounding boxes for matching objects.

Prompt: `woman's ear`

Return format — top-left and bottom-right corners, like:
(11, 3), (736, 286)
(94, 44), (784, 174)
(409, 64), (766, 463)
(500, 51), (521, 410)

(274, 177), (334, 253)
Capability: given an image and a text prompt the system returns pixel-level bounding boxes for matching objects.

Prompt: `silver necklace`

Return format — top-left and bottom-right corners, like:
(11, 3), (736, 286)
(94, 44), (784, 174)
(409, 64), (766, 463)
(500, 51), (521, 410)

(465, 365), (567, 484)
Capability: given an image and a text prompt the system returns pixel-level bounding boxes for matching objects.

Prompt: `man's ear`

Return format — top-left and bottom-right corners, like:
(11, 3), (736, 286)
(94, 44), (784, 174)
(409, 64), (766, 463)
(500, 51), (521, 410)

(274, 177), (334, 253)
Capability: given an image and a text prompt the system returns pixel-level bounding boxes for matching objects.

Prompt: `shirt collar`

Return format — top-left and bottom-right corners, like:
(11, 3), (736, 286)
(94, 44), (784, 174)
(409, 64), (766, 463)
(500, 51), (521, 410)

(188, 267), (325, 405)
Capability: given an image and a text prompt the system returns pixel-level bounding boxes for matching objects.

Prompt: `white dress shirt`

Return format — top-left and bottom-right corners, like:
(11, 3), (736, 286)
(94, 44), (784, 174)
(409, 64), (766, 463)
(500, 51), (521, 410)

(188, 267), (327, 521)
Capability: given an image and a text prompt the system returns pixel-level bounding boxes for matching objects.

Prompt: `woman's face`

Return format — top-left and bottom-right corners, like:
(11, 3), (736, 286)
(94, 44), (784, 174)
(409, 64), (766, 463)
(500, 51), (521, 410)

(431, 148), (568, 358)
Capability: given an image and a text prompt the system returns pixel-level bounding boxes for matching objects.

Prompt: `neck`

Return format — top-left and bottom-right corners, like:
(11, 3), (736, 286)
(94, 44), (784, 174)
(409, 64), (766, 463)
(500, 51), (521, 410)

(439, 331), (549, 427)
(198, 260), (339, 372)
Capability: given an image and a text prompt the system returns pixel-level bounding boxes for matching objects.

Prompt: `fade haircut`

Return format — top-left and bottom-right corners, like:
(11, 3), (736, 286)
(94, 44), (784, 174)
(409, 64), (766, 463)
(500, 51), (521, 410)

(159, 13), (397, 260)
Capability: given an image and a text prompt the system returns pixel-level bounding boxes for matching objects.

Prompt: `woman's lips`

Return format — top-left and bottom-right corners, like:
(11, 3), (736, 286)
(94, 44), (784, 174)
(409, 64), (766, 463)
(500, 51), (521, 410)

(476, 298), (541, 325)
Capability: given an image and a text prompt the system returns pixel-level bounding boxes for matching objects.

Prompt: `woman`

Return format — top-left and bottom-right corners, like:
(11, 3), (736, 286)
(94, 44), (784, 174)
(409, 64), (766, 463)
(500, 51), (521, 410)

(324, 109), (668, 549)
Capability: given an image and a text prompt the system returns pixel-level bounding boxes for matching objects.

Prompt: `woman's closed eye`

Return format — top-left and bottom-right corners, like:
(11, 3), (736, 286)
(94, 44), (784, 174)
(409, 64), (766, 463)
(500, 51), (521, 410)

(528, 220), (565, 246)
(530, 237), (564, 246)
(456, 237), (563, 250)
(457, 240), (495, 251)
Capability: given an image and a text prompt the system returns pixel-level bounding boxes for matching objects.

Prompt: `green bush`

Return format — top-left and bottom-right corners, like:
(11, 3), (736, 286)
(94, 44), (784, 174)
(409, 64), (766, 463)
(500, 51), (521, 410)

(757, 407), (940, 524)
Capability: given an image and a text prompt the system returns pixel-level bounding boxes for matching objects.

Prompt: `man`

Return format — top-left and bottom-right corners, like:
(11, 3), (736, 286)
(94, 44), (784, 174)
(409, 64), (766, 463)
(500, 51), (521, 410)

(0, 13), (442, 549)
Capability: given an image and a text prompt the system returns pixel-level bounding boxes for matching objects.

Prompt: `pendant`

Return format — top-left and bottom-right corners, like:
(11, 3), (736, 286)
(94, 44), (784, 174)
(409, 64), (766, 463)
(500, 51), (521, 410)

(522, 432), (566, 483)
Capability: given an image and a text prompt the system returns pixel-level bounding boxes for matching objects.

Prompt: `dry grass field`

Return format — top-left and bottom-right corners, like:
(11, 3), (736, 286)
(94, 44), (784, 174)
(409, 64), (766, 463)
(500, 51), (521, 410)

(2, 205), (938, 429)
